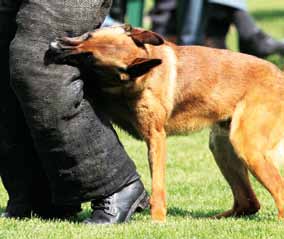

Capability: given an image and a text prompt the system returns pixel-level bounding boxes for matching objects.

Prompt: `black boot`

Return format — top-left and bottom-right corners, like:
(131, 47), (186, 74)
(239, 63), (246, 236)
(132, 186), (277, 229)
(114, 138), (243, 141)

(84, 179), (149, 224)
(234, 9), (284, 57)
(239, 30), (284, 58)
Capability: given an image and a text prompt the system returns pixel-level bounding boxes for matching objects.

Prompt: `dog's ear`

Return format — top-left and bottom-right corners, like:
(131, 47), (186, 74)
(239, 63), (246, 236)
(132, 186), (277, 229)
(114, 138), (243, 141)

(129, 28), (164, 47)
(125, 58), (162, 79)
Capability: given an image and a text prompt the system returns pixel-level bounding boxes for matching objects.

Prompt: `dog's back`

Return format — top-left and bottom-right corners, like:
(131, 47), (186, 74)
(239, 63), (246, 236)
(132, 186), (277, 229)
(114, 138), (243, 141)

(164, 45), (284, 134)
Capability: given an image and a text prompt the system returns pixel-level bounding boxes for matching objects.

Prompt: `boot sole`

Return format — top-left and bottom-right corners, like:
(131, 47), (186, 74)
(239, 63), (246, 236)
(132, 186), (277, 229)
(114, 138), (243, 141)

(125, 190), (149, 222)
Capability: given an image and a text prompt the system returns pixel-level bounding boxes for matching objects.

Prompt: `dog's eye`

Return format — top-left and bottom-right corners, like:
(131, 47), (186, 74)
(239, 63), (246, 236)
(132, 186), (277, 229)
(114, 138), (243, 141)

(124, 24), (133, 33)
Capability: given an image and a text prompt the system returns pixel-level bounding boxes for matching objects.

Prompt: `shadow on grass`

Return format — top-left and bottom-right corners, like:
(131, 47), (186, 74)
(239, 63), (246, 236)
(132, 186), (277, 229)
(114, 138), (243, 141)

(133, 206), (259, 220)
(168, 207), (219, 218)
(128, 206), (221, 219)
(101, 206), (261, 221)
(170, 207), (261, 220)
(71, 209), (92, 222)
(251, 10), (284, 21)
(3, 207), (259, 223)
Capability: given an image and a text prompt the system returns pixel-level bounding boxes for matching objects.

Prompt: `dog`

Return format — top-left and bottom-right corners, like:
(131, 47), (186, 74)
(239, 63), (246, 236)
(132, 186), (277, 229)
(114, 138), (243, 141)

(44, 24), (284, 222)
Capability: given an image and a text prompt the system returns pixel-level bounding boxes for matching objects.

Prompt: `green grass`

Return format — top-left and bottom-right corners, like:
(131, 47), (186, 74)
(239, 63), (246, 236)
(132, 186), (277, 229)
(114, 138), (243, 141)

(1, 0), (284, 238)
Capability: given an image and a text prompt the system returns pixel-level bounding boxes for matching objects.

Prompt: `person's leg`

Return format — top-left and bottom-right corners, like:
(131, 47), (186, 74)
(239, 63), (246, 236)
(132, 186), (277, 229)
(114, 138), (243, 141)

(0, 0), (81, 219)
(0, 0), (31, 218)
(177, 0), (207, 45)
(150, 0), (177, 36)
(9, 0), (147, 223)
(204, 3), (234, 49)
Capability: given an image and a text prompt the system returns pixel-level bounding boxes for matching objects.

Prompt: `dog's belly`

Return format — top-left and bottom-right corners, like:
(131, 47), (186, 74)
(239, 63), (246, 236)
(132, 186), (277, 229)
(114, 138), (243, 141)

(165, 91), (234, 135)
(165, 98), (232, 135)
(165, 113), (218, 135)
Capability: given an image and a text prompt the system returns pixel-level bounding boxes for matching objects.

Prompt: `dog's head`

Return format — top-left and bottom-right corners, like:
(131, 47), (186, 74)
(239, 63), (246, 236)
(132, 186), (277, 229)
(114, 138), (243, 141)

(44, 25), (164, 83)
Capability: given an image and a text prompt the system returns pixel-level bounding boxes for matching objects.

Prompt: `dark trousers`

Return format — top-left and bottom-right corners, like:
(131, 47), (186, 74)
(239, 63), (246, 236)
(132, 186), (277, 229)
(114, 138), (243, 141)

(150, 0), (177, 36)
(178, 0), (208, 45)
(205, 3), (235, 49)
(150, 0), (207, 45)
(0, 0), (138, 215)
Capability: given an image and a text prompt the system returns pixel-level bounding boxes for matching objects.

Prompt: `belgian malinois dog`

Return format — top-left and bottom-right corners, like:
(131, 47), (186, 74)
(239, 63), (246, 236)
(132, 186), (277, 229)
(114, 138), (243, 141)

(45, 25), (284, 222)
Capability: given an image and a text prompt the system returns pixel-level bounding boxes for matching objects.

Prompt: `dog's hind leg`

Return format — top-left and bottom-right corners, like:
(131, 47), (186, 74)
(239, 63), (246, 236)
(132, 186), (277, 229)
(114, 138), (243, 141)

(209, 123), (260, 218)
(230, 99), (284, 218)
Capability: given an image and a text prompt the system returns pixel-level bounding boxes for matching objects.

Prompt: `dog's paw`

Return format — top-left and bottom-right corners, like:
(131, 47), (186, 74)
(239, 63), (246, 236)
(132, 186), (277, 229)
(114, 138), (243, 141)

(278, 209), (284, 219)
(151, 206), (166, 222)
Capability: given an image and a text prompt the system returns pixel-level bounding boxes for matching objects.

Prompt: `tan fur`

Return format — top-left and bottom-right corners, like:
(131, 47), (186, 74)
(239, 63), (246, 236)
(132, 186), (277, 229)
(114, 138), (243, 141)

(49, 25), (284, 222)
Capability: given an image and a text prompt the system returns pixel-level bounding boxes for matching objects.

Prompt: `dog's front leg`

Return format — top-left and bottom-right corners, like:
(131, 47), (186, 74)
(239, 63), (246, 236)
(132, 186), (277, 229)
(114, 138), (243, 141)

(146, 128), (167, 222)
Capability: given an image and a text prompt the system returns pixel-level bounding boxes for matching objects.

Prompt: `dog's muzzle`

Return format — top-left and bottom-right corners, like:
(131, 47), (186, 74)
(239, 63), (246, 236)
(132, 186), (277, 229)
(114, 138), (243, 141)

(44, 32), (91, 66)
(44, 41), (74, 66)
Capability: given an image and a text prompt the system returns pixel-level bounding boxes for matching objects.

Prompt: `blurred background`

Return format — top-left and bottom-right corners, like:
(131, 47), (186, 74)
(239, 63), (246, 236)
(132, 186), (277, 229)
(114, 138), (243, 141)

(104, 0), (284, 68)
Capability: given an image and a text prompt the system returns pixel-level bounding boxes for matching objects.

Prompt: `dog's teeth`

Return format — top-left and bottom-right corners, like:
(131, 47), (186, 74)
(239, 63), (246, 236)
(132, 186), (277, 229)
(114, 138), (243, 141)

(51, 41), (59, 49)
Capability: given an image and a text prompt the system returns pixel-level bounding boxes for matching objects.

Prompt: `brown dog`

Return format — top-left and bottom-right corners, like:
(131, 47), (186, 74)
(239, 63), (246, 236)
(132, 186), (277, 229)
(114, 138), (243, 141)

(45, 24), (284, 222)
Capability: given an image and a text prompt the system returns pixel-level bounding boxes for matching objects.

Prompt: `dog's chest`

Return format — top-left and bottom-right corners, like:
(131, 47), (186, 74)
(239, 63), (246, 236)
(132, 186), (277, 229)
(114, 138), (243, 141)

(93, 90), (143, 140)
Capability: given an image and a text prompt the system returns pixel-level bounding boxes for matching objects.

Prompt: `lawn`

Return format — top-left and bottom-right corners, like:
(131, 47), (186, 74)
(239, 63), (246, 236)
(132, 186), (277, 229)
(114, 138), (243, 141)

(1, 0), (284, 238)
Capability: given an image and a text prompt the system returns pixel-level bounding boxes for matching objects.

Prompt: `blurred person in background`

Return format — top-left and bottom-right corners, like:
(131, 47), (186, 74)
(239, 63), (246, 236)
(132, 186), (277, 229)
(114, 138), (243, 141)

(180, 0), (284, 57)
(150, 0), (284, 58)
(149, 0), (177, 39)
(103, 0), (127, 26)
